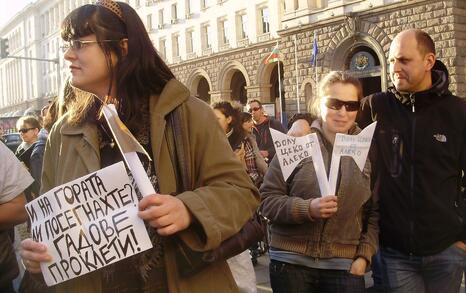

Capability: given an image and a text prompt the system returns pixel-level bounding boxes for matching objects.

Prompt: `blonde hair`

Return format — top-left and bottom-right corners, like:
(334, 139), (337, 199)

(309, 71), (363, 118)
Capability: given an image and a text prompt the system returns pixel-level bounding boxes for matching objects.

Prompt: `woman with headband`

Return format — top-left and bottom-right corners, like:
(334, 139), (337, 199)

(19, 1), (258, 292)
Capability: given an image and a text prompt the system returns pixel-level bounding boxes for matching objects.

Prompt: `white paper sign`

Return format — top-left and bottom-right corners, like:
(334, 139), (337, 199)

(328, 122), (377, 195)
(25, 162), (153, 286)
(271, 122), (376, 196)
(270, 129), (330, 196)
(101, 104), (156, 197)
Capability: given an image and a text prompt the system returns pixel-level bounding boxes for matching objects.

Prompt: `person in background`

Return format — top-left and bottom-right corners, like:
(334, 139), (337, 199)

(240, 111), (268, 182)
(247, 99), (287, 163)
(213, 102), (265, 188)
(19, 1), (258, 292)
(212, 101), (258, 293)
(0, 142), (32, 293)
(15, 116), (44, 199)
(260, 71), (378, 293)
(357, 28), (466, 293)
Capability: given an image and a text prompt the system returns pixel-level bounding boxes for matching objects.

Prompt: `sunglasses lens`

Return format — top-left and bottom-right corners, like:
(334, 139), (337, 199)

(325, 98), (359, 112)
(345, 102), (360, 112)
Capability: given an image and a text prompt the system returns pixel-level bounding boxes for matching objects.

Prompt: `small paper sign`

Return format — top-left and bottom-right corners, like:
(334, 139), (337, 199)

(25, 162), (153, 286)
(270, 129), (330, 196)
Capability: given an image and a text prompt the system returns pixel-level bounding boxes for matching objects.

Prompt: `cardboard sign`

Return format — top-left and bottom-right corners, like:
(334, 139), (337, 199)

(271, 122), (377, 196)
(25, 162), (153, 286)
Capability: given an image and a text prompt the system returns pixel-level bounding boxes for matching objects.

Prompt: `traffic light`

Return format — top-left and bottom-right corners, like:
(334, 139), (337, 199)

(0, 38), (9, 58)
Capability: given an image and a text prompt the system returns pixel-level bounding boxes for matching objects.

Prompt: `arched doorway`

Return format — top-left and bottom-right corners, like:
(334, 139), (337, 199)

(187, 69), (212, 104)
(345, 46), (382, 96)
(196, 77), (211, 103)
(230, 71), (247, 104)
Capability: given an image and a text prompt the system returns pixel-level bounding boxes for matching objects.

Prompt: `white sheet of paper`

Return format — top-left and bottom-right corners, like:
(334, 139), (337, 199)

(25, 162), (153, 286)
(101, 105), (156, 197)
(270, 129), (330, 196)
(328, 122), (377, 195)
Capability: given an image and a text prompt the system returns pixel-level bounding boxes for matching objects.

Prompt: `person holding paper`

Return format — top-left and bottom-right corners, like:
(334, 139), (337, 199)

(19, 1), (258, 292)
(0, 142), (32, 293)
(357, 29), (466, 293)
(260, 71), (378, 293)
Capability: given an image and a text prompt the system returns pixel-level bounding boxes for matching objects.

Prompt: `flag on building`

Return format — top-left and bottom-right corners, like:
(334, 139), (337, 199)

(310, 32), (318, 67)
(264, 44), (280, 64)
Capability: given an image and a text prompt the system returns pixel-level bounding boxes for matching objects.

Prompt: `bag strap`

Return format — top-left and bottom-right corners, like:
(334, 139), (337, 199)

(166, 105), (192, 193)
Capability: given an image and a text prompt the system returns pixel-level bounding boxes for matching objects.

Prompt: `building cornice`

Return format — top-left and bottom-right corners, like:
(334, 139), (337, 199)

(277, 0), (431, 36)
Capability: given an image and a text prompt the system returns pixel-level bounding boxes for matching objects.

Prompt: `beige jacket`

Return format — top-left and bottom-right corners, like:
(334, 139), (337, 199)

(40, 79), (259, 292)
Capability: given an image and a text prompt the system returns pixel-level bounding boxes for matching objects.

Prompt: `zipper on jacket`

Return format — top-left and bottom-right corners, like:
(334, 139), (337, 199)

(409, 93), (416, 254)
(410, 93), (415, 113)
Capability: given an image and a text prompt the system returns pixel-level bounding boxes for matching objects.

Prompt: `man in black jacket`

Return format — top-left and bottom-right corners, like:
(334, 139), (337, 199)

(358, 29), (466, 292)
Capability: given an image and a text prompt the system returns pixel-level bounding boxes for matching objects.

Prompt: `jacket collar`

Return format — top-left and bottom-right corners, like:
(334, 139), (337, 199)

(390, 67), (451, 109)
(149, 79), (190, 170)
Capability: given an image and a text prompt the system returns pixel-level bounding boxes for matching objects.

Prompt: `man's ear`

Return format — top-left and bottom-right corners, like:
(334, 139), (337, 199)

(120, 38), (129, 57)
(425, 53), (435, 71)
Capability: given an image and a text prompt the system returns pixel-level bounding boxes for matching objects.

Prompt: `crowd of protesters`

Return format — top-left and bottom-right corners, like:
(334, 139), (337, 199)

(0, 1), (464, 293)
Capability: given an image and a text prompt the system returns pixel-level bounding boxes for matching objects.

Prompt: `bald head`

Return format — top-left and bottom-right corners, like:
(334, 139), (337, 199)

(389, 29), (436, 93)
(394, 29), (436, 56)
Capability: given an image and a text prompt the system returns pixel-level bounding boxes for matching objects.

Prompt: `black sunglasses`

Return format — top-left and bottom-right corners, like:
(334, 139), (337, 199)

(325, 98), (360, 112)
(248, 106), (262, 113)
(18, 127), (36, 133)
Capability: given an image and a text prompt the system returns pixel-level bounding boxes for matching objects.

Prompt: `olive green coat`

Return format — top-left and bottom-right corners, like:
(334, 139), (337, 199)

(40, 79), (259, 292)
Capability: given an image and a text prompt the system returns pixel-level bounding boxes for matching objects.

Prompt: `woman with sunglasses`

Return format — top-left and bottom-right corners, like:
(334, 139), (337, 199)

(260, 71), (378, 293)
(15, 116), (44, 198)
(19, 1), (258, 292)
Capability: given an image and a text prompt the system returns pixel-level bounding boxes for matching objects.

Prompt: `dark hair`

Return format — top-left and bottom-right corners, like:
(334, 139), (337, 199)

(287, 112), (314, 129)
(309, 71), (363, 118)
(247, 99), (262, 107)
(212, 101), (246, 149)
(240, 112), (252, 124)
(413, 29), (436, 56)
(61, 2), (175, 132)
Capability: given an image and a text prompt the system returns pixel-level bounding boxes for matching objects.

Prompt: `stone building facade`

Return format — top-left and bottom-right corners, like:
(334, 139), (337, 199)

(171, 0), (466, 118)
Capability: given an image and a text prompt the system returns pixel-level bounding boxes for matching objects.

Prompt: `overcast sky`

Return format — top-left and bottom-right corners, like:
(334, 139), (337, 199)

(0, 0), (36, 28)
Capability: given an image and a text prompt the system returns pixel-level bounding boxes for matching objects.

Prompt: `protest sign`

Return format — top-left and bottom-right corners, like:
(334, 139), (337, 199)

(271, 121), (376, 196)
(270, 129), (330, 196)
(25, 162), (153, 286)
(102, 104), (156, 197)
(328, 121), (377, 194)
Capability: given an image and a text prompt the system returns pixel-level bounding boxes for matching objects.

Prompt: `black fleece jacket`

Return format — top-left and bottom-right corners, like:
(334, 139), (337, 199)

(357, 61), (466, 256)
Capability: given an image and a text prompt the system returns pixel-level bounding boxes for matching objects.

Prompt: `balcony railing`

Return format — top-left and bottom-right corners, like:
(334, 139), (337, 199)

(202, 47), (212, 56)
(237, 38), (249, 47)
(186, 52), (197, 59)
(219, 43), (230, 51)
(258, 32), (270, 42)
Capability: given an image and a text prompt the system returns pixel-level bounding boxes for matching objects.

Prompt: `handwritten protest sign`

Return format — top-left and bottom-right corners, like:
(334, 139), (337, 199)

(328, 122), (377, 194)
(270, 129), (330, 196)
(271, 121), (377, 196)
(25, 162), (152, 286)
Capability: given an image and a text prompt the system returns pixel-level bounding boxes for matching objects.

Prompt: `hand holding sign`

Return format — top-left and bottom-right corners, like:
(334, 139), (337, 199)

(270, 129), (330, 196)
(271, 122), (376, 197)
(24, 162), (152, 286)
